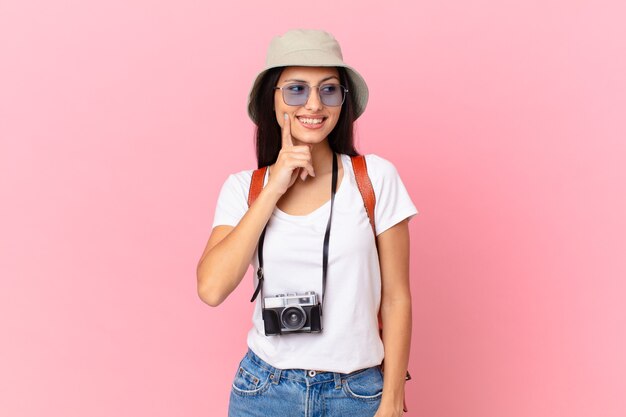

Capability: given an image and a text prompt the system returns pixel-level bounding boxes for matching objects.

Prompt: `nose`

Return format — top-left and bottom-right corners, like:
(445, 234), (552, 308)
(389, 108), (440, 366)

(304, 86), (323, 111)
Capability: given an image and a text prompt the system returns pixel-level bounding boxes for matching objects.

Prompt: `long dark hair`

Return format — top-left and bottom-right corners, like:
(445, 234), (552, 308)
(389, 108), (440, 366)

(251, 66), (360, 168)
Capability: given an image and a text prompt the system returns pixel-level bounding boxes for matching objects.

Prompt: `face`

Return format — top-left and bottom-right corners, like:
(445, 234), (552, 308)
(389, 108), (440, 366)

(274, 66), (343, 145)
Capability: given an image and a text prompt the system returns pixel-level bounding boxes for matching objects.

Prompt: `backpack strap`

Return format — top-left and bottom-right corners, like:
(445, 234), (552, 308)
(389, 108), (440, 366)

(247, 166), (268, 304)
(349, 156), (382, 321)
(350, 155), (377, 236)
(248, 166), (268, 208)
(351, 154), (412, 410)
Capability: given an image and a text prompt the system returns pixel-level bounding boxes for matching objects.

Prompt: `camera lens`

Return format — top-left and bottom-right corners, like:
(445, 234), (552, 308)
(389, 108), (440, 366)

(281, 306), (306, 331)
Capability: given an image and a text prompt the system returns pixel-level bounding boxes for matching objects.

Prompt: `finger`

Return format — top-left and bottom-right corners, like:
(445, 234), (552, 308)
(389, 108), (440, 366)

(289, 145), (312, 154)
(285, 152), (316, 179)
(283, 157), (312, 182)
(305, 145), (315, 177)
(299, 163), (316, 180)
(282, 151), (310, 160)
(281, 113), (293, 149)
(295, 167), (304, 182)
(286, 147), (316, 177)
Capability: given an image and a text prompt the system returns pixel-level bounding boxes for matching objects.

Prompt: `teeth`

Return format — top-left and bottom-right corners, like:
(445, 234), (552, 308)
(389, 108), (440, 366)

(298, 117), (324, 124)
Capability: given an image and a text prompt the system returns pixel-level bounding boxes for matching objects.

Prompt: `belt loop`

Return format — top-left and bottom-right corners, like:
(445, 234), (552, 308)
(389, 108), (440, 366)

(271, 368), (282, 385)
(333, 372), (342, 389)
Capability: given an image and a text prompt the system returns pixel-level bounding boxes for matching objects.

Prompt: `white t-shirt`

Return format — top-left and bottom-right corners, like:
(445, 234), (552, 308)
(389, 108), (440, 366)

(211, 153), (418, 373)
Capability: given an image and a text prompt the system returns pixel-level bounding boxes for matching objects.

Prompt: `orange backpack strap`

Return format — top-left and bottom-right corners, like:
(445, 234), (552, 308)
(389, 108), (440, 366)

(350, 157), (384, 335)
(351, 154), (411, 412)
(350, 155), (376, 236)
(248, 166), (268, 207)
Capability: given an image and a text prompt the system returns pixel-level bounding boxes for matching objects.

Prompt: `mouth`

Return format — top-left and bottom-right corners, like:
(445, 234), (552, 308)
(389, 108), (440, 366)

(295, 115), (327, 129)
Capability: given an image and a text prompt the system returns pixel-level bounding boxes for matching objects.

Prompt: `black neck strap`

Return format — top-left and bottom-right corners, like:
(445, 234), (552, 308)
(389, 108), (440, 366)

(251, 152), (339, 308)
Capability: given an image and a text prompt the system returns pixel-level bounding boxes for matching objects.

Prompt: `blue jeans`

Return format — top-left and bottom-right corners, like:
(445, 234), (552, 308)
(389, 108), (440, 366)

(228, 349), (384, 417)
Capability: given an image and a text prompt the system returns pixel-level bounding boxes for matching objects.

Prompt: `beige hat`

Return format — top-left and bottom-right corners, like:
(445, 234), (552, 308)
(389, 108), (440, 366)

(247, 29), (369, 124)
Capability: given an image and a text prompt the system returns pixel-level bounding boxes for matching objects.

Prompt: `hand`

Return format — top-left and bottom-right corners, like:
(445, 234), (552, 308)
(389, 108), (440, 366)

(266, 113), (316, 195)
(373, 405), (404, 417)
(374, 399), (404, 417)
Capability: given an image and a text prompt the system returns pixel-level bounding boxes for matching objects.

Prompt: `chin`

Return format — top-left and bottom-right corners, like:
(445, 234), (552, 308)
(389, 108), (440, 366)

(293, 129), (332, 143)
(293, 135), (329, 145)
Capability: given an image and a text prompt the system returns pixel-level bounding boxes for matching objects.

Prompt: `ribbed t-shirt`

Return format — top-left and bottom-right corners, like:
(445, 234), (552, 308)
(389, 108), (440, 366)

(211, 153), (418, 373)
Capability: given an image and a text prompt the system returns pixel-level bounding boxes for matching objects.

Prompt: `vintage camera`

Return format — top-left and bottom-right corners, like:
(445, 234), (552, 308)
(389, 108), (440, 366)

(262, 291), (322, 336)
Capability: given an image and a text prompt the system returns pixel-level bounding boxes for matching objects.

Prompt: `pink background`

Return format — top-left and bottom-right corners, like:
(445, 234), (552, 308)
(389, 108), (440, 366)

(1, 1), (625, 416)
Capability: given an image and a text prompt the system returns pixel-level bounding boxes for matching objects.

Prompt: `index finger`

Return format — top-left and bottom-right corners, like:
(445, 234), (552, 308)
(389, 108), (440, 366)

(281, 113), (293, 148)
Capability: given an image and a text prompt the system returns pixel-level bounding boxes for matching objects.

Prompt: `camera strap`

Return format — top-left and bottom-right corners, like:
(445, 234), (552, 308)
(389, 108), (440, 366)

(250, 152), (338, 310)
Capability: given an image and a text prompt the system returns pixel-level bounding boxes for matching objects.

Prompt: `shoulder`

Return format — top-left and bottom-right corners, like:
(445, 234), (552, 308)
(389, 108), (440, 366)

(217, 168), (255, 197)
(228, 168), (254, 185)
(360, 153), (401, 181)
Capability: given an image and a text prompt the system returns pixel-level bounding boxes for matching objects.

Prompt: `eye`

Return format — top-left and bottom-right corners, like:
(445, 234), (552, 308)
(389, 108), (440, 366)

(285, 83), (307, 94)
(320, 84), (340, 95)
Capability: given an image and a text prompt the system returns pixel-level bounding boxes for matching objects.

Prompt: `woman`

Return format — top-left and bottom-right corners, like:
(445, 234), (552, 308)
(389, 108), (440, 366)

(197, 29), (418, 417)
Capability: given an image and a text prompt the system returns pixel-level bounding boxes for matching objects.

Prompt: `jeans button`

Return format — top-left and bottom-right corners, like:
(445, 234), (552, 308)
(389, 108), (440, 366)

(308, 370), (316, 377)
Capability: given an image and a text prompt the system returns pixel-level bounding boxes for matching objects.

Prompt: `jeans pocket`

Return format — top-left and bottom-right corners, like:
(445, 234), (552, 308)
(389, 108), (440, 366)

(342, 366), (384, 401)
(231, 356), (272, 397)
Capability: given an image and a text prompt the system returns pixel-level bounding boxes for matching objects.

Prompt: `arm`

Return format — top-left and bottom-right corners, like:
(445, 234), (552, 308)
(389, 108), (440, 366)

(196, 114), (315, 307)
(196, 185), (283, 306)
(375, 218), (412, 416)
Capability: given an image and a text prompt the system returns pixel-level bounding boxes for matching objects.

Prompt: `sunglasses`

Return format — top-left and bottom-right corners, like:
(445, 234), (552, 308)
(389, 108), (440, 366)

(274, 82), (348, 107)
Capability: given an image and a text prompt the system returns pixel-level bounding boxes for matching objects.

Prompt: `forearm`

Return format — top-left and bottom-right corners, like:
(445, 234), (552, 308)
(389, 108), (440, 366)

(379, 295), (412, 410)
(197, 185), (282, 306)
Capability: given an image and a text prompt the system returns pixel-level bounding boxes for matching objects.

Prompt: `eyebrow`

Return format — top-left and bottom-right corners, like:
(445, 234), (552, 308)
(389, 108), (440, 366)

(283, 75), (340, 83)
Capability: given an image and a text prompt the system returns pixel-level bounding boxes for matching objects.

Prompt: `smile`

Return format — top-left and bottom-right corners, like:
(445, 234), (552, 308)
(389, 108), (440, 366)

(296, 116), (327, 129)
(297, 116), (325, 124)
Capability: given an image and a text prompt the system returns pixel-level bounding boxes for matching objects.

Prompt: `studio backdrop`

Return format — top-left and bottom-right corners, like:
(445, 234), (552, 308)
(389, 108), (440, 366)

(1, 1), (625, 416)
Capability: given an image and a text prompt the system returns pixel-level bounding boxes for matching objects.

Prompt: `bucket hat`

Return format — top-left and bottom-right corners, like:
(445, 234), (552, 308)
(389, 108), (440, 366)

(247, 29), (369, 124)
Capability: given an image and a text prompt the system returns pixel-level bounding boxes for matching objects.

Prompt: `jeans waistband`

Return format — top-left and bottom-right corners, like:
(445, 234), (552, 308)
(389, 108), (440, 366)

(244, 348), (374, 387)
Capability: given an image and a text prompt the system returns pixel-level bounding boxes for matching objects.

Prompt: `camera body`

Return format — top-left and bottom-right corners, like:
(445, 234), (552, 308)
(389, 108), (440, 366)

(262, 291), (322, 336)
